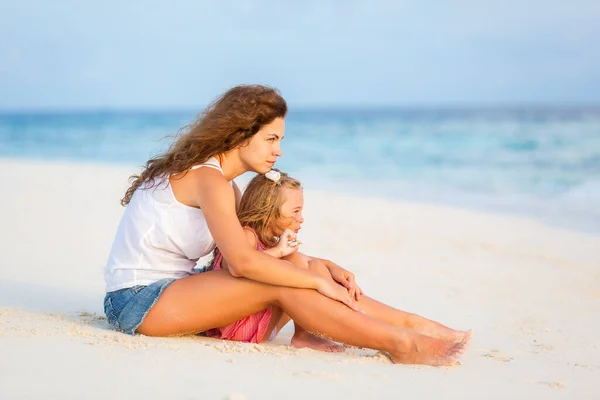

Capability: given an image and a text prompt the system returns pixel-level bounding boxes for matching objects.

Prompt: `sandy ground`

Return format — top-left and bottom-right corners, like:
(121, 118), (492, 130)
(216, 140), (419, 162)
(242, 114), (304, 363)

(1, 159), (599, 399)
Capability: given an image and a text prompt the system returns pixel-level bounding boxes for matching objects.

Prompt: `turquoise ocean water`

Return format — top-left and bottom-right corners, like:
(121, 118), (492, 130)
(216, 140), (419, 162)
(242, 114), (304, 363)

(1, 108), (599, 232)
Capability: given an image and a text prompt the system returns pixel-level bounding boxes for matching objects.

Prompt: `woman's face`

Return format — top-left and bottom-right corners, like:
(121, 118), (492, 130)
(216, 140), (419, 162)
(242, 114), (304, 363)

(272, 187), (304, 235)
(239, 117), (285, 174)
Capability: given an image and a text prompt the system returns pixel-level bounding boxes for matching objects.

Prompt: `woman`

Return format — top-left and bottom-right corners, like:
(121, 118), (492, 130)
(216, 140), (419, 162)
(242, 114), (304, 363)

(104, 84), (466, 366)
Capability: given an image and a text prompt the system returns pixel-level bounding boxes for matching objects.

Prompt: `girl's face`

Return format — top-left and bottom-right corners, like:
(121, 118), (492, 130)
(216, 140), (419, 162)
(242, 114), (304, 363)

(273, 187), (304, 235)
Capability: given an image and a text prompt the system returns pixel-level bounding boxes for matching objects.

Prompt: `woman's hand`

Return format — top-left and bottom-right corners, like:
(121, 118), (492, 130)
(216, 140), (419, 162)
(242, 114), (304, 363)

(271, 228), (301, 258)
(315, 277), (359, 311)
(325, 261), (363, 301)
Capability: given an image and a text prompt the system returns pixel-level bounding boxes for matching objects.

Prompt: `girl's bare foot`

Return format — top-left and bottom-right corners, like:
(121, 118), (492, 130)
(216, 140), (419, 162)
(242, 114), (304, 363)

(291, 330), (345, 352)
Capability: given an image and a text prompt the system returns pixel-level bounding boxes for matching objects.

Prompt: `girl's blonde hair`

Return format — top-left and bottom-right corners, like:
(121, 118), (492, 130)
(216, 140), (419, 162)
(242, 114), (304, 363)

(238, 169), (302, 247)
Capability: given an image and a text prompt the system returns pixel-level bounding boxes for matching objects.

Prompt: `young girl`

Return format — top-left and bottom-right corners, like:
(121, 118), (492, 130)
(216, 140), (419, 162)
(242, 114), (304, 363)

(205, 169), (472, 354)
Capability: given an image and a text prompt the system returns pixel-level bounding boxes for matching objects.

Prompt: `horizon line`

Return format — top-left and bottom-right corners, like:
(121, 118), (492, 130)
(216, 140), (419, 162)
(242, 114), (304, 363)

(1, 102), (600, 115)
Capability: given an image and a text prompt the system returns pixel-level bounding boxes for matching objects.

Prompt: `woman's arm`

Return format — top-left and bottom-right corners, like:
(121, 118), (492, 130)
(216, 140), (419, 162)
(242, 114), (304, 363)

(220, 228), (284, 271)
(232, 180), (242, 210)
(309, 257), (363, 301)
(195, 170), (358, 310)
(196, 170), (323, 289)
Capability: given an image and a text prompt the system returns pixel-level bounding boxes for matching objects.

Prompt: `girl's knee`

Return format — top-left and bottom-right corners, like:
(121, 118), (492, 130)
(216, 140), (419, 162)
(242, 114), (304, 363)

(307, 260), (330, 277)
(282, 252), (310, 269)
(282, 253), (332, 279)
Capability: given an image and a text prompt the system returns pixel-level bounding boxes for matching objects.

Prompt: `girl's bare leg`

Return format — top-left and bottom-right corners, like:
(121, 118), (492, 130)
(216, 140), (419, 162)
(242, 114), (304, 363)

(137, 269), (465, 365)
(259, 306), (288, 343)
(264, 254), (344, 352)
(290, 260), (345, 352)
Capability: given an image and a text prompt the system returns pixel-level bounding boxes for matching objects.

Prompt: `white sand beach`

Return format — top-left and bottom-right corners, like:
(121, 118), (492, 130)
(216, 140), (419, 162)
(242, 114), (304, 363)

(1, 159), (599, 399)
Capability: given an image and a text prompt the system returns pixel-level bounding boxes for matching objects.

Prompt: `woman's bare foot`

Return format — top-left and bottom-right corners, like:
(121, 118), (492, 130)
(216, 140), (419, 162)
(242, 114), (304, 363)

(389, 332), (466, 366)
(419, 324), (473, 344)
(291, 330), (345, 352)
(459, 329), (473, 351)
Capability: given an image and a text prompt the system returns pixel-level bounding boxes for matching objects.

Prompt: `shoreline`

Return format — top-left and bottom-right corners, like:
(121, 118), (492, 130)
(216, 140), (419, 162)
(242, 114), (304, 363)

(3, 155), (598, 236)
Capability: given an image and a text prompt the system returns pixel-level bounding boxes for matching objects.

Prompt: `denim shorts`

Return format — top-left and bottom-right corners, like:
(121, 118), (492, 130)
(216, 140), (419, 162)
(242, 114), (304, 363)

(103, 278), (176, 335)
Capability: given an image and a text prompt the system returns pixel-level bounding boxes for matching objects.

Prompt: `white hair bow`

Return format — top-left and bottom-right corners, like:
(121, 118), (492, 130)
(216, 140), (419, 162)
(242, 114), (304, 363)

(265, 170), (281, 183)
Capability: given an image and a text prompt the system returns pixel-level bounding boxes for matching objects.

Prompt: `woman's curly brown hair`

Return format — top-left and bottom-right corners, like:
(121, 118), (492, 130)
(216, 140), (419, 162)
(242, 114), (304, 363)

(121, 84), (287, 206)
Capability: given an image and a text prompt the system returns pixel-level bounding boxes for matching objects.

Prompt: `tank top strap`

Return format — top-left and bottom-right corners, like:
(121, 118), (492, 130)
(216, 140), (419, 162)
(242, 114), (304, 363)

(189, 156), (223, 174)
(243, 226), (268, 251)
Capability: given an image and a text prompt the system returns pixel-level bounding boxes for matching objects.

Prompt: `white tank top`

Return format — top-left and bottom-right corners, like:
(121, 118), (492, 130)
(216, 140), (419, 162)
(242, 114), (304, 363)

(104, 157), (224, 292)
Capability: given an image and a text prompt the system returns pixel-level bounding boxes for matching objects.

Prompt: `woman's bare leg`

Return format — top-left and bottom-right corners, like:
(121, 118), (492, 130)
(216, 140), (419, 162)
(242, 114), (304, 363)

(308, 260), (472, 344)
(357, 296), (472, 343)
(137, 269), (464, 365)
(262, 253), (469, 351)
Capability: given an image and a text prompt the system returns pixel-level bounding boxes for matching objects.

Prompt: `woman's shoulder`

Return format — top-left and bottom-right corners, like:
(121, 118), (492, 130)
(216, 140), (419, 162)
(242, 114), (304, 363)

(189, 157), (224, 174)
(174, 165), (233, 209)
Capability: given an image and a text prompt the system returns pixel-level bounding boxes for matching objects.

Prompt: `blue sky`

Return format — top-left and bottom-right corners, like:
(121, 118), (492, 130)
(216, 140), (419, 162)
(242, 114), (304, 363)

(1, 0), (599, 109)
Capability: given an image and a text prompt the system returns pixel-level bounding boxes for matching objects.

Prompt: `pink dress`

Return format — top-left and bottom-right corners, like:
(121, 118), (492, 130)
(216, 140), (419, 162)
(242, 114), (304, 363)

(204, 229), (273, 344)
